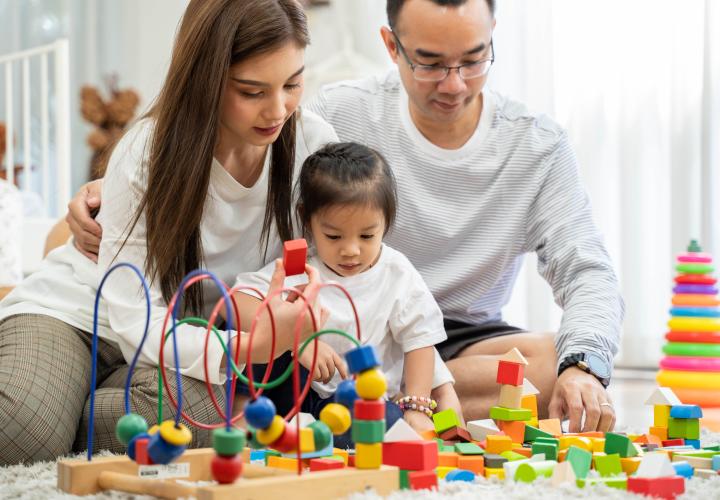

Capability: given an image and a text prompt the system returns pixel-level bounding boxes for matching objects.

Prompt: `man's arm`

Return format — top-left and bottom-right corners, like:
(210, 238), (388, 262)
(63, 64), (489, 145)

(525, 132), (624, 432)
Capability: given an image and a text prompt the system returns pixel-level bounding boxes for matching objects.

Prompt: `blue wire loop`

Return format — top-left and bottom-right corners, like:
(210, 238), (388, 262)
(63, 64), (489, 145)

(171, 269), (235, 429)
(88, 262), (151, 461)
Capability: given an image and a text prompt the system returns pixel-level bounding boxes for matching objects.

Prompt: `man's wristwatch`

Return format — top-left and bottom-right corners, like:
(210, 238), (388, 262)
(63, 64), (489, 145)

(558, 352), (611, 388)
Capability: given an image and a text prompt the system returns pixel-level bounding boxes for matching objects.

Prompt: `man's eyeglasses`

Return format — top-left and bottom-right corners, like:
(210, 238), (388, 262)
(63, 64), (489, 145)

(392, 32), (494, 82)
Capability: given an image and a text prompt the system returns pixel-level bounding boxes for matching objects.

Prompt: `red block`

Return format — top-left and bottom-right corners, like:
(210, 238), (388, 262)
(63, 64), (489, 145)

(383, 441), (438, 470)
(135, 437), (152, 465)
(348, 454), (355, 467)
(354, 400), (385, 420)
(439, 426), (471, 442)
(283, 239), (308, 276)
(627, 476), (685, 499)
(496, 361), (524, 386)
(409, 470), (438, 490)
(309, 458), (345, 471)
(662, 438), (685, 447)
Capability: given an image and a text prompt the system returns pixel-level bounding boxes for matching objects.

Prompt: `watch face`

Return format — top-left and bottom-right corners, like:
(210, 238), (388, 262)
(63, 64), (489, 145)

(586, 353), (611, 378)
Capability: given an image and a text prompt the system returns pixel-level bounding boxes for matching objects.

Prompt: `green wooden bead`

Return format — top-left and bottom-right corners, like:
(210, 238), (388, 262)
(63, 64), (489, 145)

(308, 420), (333, 450)
(351, 419), (385, 444)
(115, 413), (148, 445)
(212, 427), (246, 456)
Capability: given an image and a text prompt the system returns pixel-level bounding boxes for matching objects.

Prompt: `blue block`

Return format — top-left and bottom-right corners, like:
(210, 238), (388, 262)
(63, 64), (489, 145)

(712, 455), (720, 471)
(244, 396), (276, 430)
(335, 379), (358, 408)
(672, 460), (694, 478)
(344, 345), (380, 374)
(669, 306), (720, 317)
(684, 439), (701, 449)
(281, 442), (334, 459)
(669, 404), (703, 419)
(445, 469), (476, 482)
(147, 433), (185, 464)
(249, 449), (267, 462)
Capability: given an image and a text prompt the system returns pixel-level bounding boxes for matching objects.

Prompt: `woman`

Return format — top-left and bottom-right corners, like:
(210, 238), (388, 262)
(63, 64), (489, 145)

(0, 0), (335, 465)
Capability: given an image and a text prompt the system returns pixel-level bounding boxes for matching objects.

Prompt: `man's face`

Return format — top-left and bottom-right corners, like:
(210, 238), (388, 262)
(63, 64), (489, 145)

(383, 0), (495, 125)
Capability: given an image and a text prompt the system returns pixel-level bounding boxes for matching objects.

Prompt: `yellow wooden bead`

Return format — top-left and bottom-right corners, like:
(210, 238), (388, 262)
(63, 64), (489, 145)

(148, 424), (160, 435)
(355, 368), (387, 400)
(256, 415), (286, 445)
(158, 420), (192, 446)
(319, 403), (352, 435)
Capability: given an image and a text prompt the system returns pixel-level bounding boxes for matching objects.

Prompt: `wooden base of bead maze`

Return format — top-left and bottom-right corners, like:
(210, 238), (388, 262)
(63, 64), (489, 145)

(57, 448), (399, 499)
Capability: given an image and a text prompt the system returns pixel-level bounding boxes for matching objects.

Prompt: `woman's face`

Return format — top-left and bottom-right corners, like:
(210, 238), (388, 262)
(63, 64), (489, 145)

(220, 42), (305, 147)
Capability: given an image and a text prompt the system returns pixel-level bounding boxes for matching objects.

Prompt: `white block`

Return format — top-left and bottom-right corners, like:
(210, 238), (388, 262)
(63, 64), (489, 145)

(467, 419), (499, 441)
(551, 461), (577, 486)
(635, 453), (677, 478)
(644, 387), (682, 406)
(289, 412), (316, 428)
(383, 417), (423, 442)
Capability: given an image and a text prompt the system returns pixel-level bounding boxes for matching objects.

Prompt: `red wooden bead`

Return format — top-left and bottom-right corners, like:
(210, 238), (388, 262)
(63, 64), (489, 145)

(283, 239), (308, 276)
(271, 421), (299, 453)
(211, 454), (243, 484)
(354, 400), (385, 420)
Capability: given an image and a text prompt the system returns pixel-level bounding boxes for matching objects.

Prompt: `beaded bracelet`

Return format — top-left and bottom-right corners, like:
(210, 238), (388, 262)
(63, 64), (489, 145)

(395, 395), (438, 419)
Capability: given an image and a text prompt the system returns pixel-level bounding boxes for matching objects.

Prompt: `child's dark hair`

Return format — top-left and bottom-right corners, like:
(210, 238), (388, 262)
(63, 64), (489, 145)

(297, 142), (397, 236)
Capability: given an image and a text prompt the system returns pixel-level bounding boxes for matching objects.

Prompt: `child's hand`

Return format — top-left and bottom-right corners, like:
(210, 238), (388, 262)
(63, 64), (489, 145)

(298, 340), (348, 384)
(403, 410), (436, 434)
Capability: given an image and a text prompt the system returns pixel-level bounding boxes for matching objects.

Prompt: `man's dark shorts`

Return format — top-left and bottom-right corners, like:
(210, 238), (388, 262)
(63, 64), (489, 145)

(437, 319), (527, 361)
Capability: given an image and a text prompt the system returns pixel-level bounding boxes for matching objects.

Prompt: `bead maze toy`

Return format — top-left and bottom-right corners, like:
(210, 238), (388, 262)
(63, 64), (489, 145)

(57, 255), (398, 499)
(657, 240), (720, 408)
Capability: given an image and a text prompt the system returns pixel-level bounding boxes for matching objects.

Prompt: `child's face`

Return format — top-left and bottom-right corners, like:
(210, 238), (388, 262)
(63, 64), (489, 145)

(310, 204), (386, 277)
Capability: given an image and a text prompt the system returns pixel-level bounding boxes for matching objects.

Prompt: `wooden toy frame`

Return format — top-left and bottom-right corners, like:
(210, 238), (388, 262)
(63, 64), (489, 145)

(58, 448), (399, 499)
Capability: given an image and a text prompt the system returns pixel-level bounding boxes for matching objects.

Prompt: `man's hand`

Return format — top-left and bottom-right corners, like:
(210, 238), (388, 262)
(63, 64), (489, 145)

(67, 179), (104, 261)
(548, 366), (615, 433)
(298, 340), (347, 384)
(403, 410), (435, 434)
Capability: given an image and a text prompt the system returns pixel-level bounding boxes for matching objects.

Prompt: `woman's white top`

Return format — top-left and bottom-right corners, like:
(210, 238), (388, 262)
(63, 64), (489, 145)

(0, 110), (337, 383)
(235, 244), (454, 399)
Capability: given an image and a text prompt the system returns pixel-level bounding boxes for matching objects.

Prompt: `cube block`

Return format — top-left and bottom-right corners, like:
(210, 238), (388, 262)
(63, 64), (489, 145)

(531, 442), (558, 461)
(382, 441), (438, 470)
(498, 384), (523, 409)
(604, 432), (638, 458)
(282, 239), (307, 276)
(498, 420), (526, 444)
(521, 394), (538, 417)
(627, 476), (685, 499)
(485, 435), (513, 454)
(344, 345), (380, 374)
(594, 453), (623, 477)
(497, 361), (524, 386)
(457, 455), (485, 475)
(408, 470), (438, 490)
(432, 408), (462, 434)
(354, 400), (385, 420)
(352, 419), (385, 444)
(355, 442), (382, 469)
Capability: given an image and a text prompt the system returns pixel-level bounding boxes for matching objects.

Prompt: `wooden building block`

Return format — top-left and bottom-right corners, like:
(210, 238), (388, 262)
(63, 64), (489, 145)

(521, 394), (538, 417)
(485, 435), (513, 454)
(283, 239), (308, 276)
(524, 424), (553, 443)
(310, 458), (345, 471)
(355, 443), (382, 469)
(432, 408), (462, 434)
(466, 419), (499, 441)
(498, 420), (525, 444)
(489, 406), (532, 422)
(382, 441), (438, 470)
(498, 384), (523, 409)
(496, 361), (524, 386)
(435, 466), (456, 479)
(457, 456), (485, 475)
(531, 442), (558, 461)
(267, 456), (299, 471)
(627, 476), (685, 499)
(439, 426), (471, 442)
(604, 433), (638, 458)
(437, 451), (459, 467)
(650, 426), (668, 441)
(565, 446), (592, 479)
(352, 419), (385, 444)
(669, 404), (703, 419)
(299, 428), (315, 453)
(454, 442), (484, 455)
(484, 467), (505, 479)
(594, 453), (623, 477)
(621, 457), (642, 475)
(538, 418), (562, 436)
(408, 470), (437, 490)
(654, 405), (671, 428)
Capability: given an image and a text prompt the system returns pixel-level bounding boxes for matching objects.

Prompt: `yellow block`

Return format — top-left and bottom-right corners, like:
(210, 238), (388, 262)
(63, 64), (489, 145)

(299, 427), (315, 453)
(436, 466), (457, 479)
(527, 417), (539, 428)
(521, 394), (538, 417)
(485, 467), (505, 480)
(485, 435), (513, 454)
(621, 457), (642, 475)
(590, 438), (605, 453)
(267, 455), (299, 471)
(355, 443), (382, 469)
(654, 405), (670, 428)
(649, 426), (668, 441)
(333, 448), (349, 465)
(565, 437), (593, 451)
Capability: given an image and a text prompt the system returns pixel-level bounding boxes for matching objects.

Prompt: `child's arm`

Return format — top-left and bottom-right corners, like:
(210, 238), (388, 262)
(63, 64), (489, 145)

(402, 346), (437, 432)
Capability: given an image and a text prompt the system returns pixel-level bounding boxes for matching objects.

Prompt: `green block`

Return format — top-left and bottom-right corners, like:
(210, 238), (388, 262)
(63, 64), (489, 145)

(440, 445), (456, 452)
(351, 419), (385, 444)
(704, 445), (720, 452)
(500, 450), (527, 461)
(594, 453), (623, 477)
(514, 461), (556, 483)
(434, 438), (444, 451)
(399, 469), (410, 489)
(455, 442), (484, 455)
(577, 476), (628, 490)
(531, 442), (558, 461)
(489, 406), (532, 421)
(524, 425), (553, 443)
(604, 433), (638, 458)
(534, 437), (560, 447)
(669, 417), (700, 439)
(675, 450), (718, 459)
(565, 446), (592, 479)
(432, 408), (461, 433)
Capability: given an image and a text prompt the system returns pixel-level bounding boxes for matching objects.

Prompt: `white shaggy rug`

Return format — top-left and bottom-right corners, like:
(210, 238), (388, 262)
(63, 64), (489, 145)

(2, 431), (720, 500)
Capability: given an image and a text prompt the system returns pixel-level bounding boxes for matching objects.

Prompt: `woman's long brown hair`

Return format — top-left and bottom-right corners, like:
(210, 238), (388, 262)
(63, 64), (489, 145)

(123, 0), (308, 315)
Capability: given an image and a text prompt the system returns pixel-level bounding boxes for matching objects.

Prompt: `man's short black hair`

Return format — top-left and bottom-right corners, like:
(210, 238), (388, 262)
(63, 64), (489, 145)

(387, 0), (495, 29)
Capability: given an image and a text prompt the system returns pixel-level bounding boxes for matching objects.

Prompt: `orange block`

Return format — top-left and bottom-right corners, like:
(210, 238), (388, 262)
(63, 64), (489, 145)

(457, 455), (485, 475)
(438, 452), (459, 467)
(633, 434), (649, 444)
(512, 447), (532, 458)
(558, 449), (568, 462)
(498, 420), (526, 444)
(649, 426), (668, 441)
(521, 394), (538, 417)
(621, 457), (642, 475)
(577, 431), (605, 438)
(646, 433), (662, 446)
(485, 435), (513, 454)
(538, 418), (562, 436)
(419, 429), (437, 440)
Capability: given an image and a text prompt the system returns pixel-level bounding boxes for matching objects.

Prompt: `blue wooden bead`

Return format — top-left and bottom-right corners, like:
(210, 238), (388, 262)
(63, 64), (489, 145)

(147, 432), (185, 464)
(344, 345), (380, 375)
(669, 404), (703, 419)
(335, 379), (358, 408)
(445, 469), (476, 482)
(244, 396), (276, 430)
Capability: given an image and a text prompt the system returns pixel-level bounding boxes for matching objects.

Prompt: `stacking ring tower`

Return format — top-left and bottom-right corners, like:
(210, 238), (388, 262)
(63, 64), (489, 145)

(656, 240), (720, 407)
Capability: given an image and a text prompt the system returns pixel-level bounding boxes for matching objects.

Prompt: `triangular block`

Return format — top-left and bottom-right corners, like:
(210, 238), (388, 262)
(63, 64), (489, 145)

(384, 417), (423, 442)
(500, 347), (529, 365)
(644, 387), (681, 406)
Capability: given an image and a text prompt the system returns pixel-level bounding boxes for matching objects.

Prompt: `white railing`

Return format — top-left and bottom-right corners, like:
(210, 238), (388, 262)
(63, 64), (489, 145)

(1, 39), (71, 217)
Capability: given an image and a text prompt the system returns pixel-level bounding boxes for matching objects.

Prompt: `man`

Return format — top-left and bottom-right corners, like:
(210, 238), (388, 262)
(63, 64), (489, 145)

(67, 0), (623, 432)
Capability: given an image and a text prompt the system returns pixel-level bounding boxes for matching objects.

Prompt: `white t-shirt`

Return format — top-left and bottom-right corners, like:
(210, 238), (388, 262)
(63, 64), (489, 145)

(0, 110), (337, 383)
(235, 243), (454, 399)
(0, 180), (22, 287)
(305, 71), (624, 371)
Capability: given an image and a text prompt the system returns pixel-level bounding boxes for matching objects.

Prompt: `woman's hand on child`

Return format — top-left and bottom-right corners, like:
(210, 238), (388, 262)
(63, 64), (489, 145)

(403, 410), (436, 434)
(298, 340), (348, 384)
(67, 179), (104, 261)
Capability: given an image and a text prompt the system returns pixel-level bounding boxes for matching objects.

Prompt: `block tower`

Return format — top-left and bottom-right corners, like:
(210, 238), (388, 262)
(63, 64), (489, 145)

(657, 240), (720, 408)
(489, 348), (533, 445)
